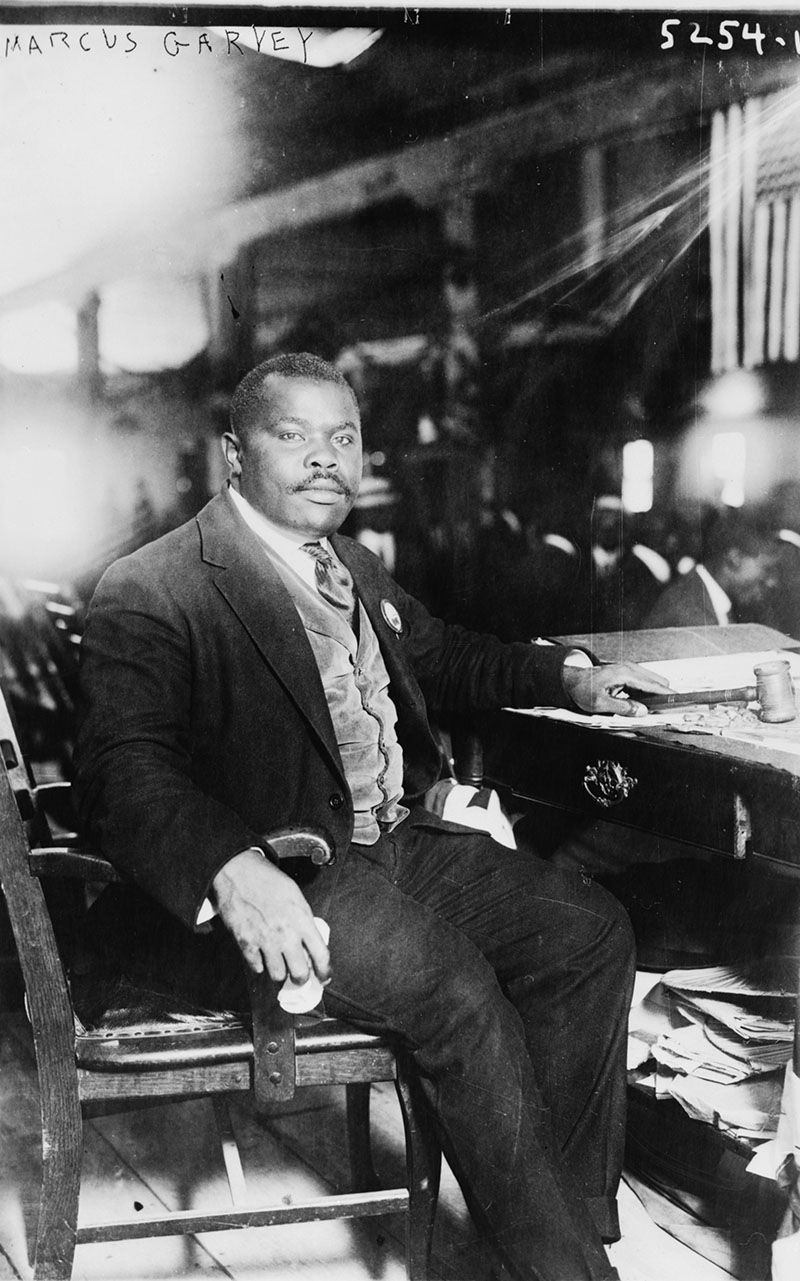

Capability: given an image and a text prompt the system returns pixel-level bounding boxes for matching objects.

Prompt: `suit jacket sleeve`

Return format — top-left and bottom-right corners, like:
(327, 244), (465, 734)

(407, 596), (580, 713)
(341, 540), (585, 715)
(72, 556), (265, 928)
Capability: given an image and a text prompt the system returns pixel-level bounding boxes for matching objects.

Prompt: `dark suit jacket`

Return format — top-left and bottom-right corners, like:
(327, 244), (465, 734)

(641, 566), (728, 630)
(768, 535), (800, 643)
(73, 488), (577, 930)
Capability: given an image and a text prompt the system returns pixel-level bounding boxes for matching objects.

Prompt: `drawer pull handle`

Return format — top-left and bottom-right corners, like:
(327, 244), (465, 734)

(583, 760), (637, 808)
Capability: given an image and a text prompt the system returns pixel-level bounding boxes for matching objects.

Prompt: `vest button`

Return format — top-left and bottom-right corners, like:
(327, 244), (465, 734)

(329, 793), (344, 810)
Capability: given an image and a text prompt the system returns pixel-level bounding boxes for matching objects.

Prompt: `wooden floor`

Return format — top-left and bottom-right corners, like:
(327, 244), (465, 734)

(0, 1013), (738, 1281)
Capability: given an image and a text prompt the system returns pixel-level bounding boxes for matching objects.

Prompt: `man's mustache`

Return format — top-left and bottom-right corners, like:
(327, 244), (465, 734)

(289, 477), (353, 498)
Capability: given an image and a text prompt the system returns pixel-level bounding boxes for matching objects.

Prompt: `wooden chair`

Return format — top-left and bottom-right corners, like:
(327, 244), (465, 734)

(0, 576), (81, 771)
(0, 688), (441, 1280)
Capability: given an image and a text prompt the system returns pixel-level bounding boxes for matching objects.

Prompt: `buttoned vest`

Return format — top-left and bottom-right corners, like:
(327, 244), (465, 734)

(268, 553), (407, 844)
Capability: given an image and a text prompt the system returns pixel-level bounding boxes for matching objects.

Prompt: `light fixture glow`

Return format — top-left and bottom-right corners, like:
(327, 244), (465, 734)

(99, 278), (209, 373)
(711, 431), (747, 507)
(0, 27), (241, 302)
(0, 302), (77, 374)
(703, 370), (765, 419)
(622, 439), (654, 513)
(0, 443), (91, 575)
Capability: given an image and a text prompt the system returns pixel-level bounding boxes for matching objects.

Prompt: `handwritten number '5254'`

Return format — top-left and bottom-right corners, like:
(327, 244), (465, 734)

(661, 20), (766, 56)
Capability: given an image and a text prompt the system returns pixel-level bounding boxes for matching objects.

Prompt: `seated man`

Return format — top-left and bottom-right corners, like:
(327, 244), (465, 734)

(73, 352), (668, 1281)
(642, 510), (779, 629)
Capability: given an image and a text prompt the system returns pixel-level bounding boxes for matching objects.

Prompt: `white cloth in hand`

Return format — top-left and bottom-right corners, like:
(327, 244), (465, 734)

(277, 918), (330, 1013)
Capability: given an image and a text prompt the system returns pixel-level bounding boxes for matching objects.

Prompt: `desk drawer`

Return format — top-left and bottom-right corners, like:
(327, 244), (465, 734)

(483, 715), (742, 856)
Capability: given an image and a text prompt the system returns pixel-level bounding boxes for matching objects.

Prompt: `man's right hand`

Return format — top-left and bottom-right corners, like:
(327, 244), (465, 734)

(211, 849), (331, 985)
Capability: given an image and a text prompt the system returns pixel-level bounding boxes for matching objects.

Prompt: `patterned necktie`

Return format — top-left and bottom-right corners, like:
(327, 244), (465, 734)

(301, 542), (355, 620)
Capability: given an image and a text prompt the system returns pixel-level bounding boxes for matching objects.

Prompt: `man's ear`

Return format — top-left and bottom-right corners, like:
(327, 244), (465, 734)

(222, 432), (242, 480)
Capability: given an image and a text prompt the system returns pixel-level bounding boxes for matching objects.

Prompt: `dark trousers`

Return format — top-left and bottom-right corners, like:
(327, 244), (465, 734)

(310, 812), (632, 1281)
(79, 812), (632, 1281)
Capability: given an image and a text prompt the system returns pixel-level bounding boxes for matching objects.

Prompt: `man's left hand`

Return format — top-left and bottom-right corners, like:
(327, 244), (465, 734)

(563, 662), (671, 716)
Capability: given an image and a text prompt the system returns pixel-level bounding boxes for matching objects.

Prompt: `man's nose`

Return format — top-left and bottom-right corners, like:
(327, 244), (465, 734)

(306, 438), (338, 469)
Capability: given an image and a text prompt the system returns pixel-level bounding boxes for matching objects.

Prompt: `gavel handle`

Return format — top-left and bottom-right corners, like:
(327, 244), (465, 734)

(630, 686), (757, 709)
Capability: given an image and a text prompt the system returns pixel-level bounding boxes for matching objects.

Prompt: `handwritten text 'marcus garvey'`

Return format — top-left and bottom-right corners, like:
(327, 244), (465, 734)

(4, 28), (317, 61)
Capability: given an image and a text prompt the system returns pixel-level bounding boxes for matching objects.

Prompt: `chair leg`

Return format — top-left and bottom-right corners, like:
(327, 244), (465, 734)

(395, 1057), (441, 1281)
(346, 1082), (380, 1191)
(211, 1096), (249, 1204)
(32, 1097), (83, 1279)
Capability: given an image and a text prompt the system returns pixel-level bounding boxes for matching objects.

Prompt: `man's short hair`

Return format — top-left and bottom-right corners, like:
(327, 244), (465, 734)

(229, 352), (356, 441)
(703, 511), (777, 567)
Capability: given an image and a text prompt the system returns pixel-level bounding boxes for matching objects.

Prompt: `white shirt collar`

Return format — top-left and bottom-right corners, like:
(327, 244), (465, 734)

(631, 543), (672, 585)
(227, 485), (329, 586)
(543, 533), (578, 557)
(694, 563), (732, 626)
(592, 545), (620, 574)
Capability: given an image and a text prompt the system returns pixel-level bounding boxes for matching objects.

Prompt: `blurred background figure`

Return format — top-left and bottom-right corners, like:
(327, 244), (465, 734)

(642, 510), (780, 629)
(656, 503), (705, 579)
(765, 479), (800, 642)
(347, 472), (399, 573)
(581, 494), (672, 634)
(471, 477), (584, 641)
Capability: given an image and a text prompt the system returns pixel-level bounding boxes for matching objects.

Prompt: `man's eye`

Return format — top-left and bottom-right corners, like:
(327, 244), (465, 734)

(279, 431), (302, 441)
(334, 435), (354, 447)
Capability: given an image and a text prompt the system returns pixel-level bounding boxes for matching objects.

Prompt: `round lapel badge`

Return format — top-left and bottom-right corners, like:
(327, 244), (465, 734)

(380, 599), (403, 634)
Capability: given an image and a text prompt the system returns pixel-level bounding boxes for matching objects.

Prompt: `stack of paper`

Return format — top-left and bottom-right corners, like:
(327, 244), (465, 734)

(674, 991), (795, 1040)
(653, 1017), (791, 1083)
(627, 965), (796, 1143)
(667, 1071), (785, 1142)
(662, 965), (797, 1000)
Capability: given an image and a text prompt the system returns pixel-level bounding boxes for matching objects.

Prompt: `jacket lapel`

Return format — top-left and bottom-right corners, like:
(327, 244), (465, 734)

(197, 492), (343, 776)
(333, 535), (420, 705)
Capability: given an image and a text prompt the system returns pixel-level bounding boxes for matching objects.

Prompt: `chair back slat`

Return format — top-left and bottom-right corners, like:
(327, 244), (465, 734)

(0, 688), (79, 1093)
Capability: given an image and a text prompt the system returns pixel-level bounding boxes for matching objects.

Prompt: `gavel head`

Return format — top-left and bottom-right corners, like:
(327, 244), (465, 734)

(754, 660), (797, 723)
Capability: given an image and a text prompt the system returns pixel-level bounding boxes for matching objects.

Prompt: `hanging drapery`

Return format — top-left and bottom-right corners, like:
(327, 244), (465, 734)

(711, 89), (800, 371)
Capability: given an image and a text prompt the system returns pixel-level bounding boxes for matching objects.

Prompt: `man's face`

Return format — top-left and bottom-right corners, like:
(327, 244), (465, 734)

(729, 550), (779, 614)
(594, 508), (622, 552)
(226, 375), (362, 539)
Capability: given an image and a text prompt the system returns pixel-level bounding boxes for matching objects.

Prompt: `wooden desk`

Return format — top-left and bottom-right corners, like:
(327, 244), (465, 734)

(479, 626), (800, 1079)
(481, 709), (800, 877)
(482, 623), (800, 877)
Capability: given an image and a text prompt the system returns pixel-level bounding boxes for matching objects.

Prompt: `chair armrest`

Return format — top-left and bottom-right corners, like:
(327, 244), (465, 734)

(27, 828), (333, 884)
(263, 826), (335, 865)
(28, 824), (334, 1106)
(28, 846), (119, 882)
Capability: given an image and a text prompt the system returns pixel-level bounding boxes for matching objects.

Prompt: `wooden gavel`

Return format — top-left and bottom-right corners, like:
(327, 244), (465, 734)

(636, 686), (756, 709)
(630, 659), (797, 723)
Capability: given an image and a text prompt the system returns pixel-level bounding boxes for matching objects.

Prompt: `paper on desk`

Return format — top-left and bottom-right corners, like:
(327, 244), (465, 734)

(508, 648), (800, 726)
(638, 649), (800, 693)
(504, 706), (720, 732)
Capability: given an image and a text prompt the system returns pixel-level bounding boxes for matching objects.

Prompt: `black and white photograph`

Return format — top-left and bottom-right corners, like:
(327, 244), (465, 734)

(2, 4), (800, 1280)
